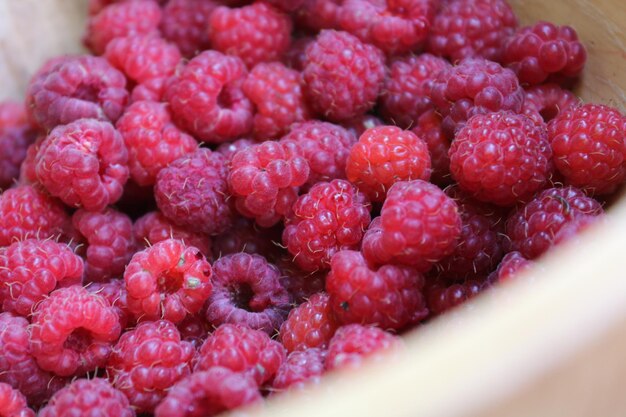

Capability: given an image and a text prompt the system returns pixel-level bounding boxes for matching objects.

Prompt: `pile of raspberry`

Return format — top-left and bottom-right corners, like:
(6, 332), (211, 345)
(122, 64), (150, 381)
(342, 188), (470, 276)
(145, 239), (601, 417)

(0, 0), (623, 415)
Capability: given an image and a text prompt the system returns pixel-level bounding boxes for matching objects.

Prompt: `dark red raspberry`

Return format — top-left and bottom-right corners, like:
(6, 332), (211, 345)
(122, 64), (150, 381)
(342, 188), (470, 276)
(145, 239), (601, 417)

(116, 100), (198, 186)
(26, 56), (128, 130)
(0, 185), (70, 246)
(326, 324), (401, 370)
(341, 114), (384, 138)
(283, 36), (314, 71)
(160, 0), (218, 58)
(505, 186), (604, 259)
(295, 0), (343, 31)
(379, 54), (450, 128)
(411, 110), (451, 186)
(194, 323), (286, 386)
(229, 141), (309, 227)
(346, 126), (432, 202)
(277, 257), (327, 305)
(155, 148), (234, 235)
(0, 382), (34, 417)
(176, 314), (211, 349)
(362, 180), (462, 271)
(283, 180), (371, 271)
(87, 0), (124, 16)
(206, 253), (290, 334)
(267, 0), (308, 12)
(272, 348), (326, 392)
(38, 378), (134, 417)
(84, 0), (162, 55)
(522, 84), (579, 123)
(425, 277), (488, 315)
(31, 286), (121, 377)
(303, 30), (386, 122)
(0, 102), (35, 190)
(279, 292), (338, 352)
(124, 239), (212, 323)
(430, 58), (524, 138)
(243, 62), (311, 140)
(87, 279), (132, 329)
(155, 367), (261, 417)
(489, 251), (534, 283)
(17, 136), (42, 185)
(216, 138), (255, 162)
(427, 0), (518, 62)
(548, 104), (626, 195)
(211, 216), (281, 261)
(166, 50), (253, 143)
(107, 320), (195, 413)
(503, 21), (586, 85)
(449, 111), (553, 206)
(72, 208), (134, 283)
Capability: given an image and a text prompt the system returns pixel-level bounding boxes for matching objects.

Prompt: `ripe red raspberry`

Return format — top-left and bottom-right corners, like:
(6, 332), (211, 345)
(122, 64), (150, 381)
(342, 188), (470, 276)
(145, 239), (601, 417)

(277, 257), (327, 305)
(194, 323), (286, 386)
(31, 286), (121, 377)
(26, 56), (128, 130)
(0, 382), (34, 417)
(425, 277), (488, 315)
(72, 208), (134, 283)
(217, 138), (255, 161)
(341, 114), (384, 138)
(107, 320), (195, 413)
(295, 0), (343, 31)
(548, 104), (626, 195)
(346, 126), (432, 202)
(326, 324), (401, 370)
(212, 216), (281, 261)
(0, 185), (70, 246)
(206, 253), (290, 334)
(272, 348), (326, 392)
(303, 30), (386, 122)
(0, 239), (83, 316)
(267, 0), (308, 12)
(505, 186), (604, 259)
(116, 100), (198, 186)
(283, 36), (314, 71)
(503, 21), (586, 85)
(279, 293), (338, 352)
(155, 148), (234, 235)
(229, 141), (309, 227)
(489, 251), (534, 283)
(362, 180), (462, 271)
(84, 0), (162, 55)
(283, 180), (371, 271)
(243, 62), (311, 140)
(427, 0), (518, 62)
(161, 0), (218, 58)
(124, 239), (212, 323)
(411, 110), (451, 186)
(88, 279), (132, 329)
(38, 378), (134, 417)
(155, 367), (261, 417)
(0, 102), (35, 190)
(430, 58), (524, 137)
(166, 50), (253, 143)
(449, 111), (553, 206)
(522, 84), (579, 123)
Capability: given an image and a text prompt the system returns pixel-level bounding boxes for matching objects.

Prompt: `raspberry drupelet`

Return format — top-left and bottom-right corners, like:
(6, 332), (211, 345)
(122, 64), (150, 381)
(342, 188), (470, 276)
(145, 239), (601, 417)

(326, 324), (402, 370)
(205, 253), (290, 334)
(107, 320), (195, 413)
(30, 286), (122, 377)
(490, 251), (534, 283)
(294, 0), (343, 31)
(211, 216), (282, 261)
(341, 114), (384, 137)
(176, 314), (212, 349)
(277, 257), (328, 305)
(160, 0), (218, 58)
(272, 348), (327, 392)
(0, 383), (34, 417)
(87, 279), (132, 329)
(303, 30), (386, 122)
(35, 119), (129, 212)
(522, 84), (580, 123)
(0, 102), (35, 190)
(411, 110), (451, 185)
(425, 277), (488, 315)
(216, 138), (255, 163)
(124, 239), (213, 324)
(16, 135), (43, 185)
(346, 126), (432, 202)
(267, 0), (308, 12)
(279, 292), (338, 353)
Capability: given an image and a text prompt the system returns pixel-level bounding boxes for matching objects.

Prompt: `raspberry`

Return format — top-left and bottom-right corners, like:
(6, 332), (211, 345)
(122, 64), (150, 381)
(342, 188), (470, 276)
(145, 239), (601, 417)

(503, 21), (586, 85)
(177, 314), (211, 349)
(449, 111), (553, 206)
(0, 102), (35, 190)
(87, 279), (132, 329)
(326, 324), (401, 370)
(272, 348), (326, 392)
(283, 36), (314, 71)
(31, 286), (121, 377)
(17, 136), (43, 185)
(211, 216), (281, 261)
(216, 138), (255, 162)
(427, 0), (518, 62)
(166, 51), (253, 143)
(0, 185), (70, 246)
(0, 383), (34, 417)
(129, 76), (170, 102)
(554, 214), (604, 246)
(206, 253), (290, 334)
(279, 292), (338, 352)
(430, 58), (524, 137)
(505, 186), (604, 259)
(295, 0), (343, 31)
(229, 141), (309, 227)
(124, 239), (213, 323)
(267, 0), (308, 12)
(243, 62), (311, 140)
(38, 378), (134, 417)
(522, 84), (579, 123)
(194, 323), (286, 386)
(341, 114), (384, 137)
(107, 320), (195, 413)
(303, 30), (386, 122)
(155, 149), (234, 235)
(160, 0), (218, 58)
(548, 104), (626, 195)
(283, 180), (371, 271)
(362, 180), (462, 271)
(277, 257), (327, 305)
(155, 367), (262, 417)
(72, 208), (134, 283)
(26, 56), (128, 130)
(0, 239), (83, 316)
(84, 0), (162, 55)
(489, 251), (534, 283)
(346, 126), (432, 202)
(116, 100), (198, 186)
(411, 110), (451, 186)
(425, 277), (487, 315)
(208, 3), (293, 68)
(379, 54), (450, 129)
